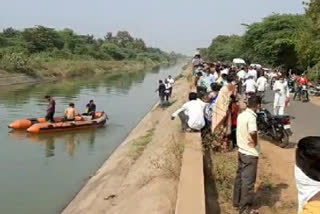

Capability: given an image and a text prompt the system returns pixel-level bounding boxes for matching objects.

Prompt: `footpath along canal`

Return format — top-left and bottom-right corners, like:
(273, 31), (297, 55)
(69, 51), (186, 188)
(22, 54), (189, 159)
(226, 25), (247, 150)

(0, 62), (184, 214)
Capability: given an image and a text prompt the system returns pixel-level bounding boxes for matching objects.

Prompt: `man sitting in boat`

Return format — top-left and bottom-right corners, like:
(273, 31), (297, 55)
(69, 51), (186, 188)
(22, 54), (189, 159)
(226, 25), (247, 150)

(85, 100), (96, 118)
(64, 103), (80, 121)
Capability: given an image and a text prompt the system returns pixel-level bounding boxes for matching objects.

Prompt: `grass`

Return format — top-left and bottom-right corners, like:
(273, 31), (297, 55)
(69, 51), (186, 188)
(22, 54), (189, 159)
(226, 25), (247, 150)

(163, 99), (177, 108)
(211, 151), (238, 202)
(129, 128), (155, 161)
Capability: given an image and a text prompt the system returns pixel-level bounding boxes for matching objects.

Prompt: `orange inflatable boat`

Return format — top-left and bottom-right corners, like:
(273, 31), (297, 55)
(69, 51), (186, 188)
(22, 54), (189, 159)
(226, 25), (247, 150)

(9, 117), (64, 130)
(27, 112), (107, 134)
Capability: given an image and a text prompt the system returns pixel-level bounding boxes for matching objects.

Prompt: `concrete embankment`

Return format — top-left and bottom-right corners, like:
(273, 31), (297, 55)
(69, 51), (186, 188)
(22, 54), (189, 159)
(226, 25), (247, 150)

(62, 65), (205, 214)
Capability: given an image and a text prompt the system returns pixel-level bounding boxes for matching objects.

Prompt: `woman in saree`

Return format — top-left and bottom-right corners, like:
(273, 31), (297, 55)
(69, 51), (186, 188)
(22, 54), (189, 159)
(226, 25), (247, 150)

(211, 75), (236, 150)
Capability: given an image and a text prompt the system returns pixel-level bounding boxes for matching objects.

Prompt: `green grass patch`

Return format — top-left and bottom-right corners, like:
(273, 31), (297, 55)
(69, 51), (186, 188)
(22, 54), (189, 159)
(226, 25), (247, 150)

(129, 128), (155, 161)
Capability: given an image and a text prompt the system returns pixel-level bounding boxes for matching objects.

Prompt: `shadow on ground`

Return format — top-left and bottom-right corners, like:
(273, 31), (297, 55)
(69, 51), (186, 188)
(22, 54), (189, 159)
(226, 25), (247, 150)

(203, 147), (221, 214)
(255, 183), (289, 209)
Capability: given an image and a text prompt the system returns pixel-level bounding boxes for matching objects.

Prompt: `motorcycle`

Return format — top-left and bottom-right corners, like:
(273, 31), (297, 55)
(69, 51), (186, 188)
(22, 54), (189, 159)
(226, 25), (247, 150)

(309, 84), (320, 97)
(287, 79), (295, 93)
(257, 108), (293, 148)
(293, 84), (309, 102)
(301, 84), (309, 102)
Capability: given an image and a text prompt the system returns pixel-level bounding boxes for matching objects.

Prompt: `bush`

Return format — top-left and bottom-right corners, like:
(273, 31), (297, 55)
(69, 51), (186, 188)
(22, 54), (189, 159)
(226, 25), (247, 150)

(307, 63), (320, 82)
(0, 52), (37, 76)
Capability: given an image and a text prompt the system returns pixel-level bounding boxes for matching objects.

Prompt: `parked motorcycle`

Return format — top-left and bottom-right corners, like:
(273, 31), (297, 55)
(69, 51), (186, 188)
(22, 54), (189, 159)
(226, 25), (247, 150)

(257, 108), (293, 147)
(309, 84), (320, 97)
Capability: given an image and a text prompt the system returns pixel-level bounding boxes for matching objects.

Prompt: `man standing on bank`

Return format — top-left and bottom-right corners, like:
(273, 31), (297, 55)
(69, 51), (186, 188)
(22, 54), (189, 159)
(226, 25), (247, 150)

(233, 96), (260, 214)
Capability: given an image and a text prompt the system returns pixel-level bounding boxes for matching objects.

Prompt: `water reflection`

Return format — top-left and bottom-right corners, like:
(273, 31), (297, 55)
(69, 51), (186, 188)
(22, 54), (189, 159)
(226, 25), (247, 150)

(0, 65), (161, 106)
(9, 129), (98, 158)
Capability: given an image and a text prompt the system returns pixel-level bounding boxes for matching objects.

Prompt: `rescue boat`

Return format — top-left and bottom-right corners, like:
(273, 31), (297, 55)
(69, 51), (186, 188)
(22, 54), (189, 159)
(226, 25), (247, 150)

(27, 112), (107, 134)
(9, 117), (64, 130)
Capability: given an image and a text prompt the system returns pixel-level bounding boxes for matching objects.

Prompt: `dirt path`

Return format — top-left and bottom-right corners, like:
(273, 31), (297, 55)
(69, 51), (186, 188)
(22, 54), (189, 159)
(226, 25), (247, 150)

(207, 89), (320, 214)
(62, 67), (191, 214)
(254, 90), (320, 213)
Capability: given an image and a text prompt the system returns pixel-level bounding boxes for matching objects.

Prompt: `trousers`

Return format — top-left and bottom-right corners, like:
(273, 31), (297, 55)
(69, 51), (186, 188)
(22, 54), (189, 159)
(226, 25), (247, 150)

(233, 152), (258, 212)
(274, 106), (284, 115)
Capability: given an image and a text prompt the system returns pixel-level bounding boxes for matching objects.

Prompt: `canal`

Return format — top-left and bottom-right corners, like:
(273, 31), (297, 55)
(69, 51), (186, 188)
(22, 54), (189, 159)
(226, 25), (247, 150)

(0, 62), (184, 214)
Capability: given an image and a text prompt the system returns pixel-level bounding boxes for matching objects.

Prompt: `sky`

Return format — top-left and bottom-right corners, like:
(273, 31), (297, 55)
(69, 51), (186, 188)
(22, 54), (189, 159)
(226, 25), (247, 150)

(0, 0), (304, 55)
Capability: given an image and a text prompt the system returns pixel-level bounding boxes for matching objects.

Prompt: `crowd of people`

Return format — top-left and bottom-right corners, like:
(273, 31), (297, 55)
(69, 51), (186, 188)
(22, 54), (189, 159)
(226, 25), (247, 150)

(169, 54), (319, 214)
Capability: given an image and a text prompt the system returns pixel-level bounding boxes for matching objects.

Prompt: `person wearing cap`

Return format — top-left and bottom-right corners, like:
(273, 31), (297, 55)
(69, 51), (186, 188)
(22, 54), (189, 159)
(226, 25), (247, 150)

(295, 136), (320, 214)
(85, 100), (96, 117)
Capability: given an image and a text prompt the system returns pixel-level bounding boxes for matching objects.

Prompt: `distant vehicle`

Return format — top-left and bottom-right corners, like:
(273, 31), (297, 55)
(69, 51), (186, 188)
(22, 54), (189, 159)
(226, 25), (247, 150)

(232, 58), (246, 65)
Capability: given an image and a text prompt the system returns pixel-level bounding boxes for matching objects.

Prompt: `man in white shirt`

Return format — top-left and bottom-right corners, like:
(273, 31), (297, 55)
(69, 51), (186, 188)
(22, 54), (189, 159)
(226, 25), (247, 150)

(256, 73), (268, 101)
(248, 66), (257, 81)
(237, 67), (247, 82)
(243, 76), (257, 94)
(221, 66), (229, 75)
(171, 92), (206, 131)
(237, 67), (248, 95)
(273, 77), (290, 115)
(233, 96), (260, 214)
(167, 75), (175, 97)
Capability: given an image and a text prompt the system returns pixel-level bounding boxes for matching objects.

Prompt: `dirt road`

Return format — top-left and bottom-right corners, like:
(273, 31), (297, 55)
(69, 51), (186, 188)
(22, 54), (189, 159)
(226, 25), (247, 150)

(254, 90), (320, 213)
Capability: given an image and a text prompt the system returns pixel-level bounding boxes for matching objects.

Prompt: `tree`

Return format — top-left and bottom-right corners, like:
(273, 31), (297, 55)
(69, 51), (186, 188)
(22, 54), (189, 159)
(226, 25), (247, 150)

(242, 14), (306, 69)
(3, 27), (19, 37)
(22, 26), (64, 53)
(205, 35), (243, 62)
(115, 31), (134, 47)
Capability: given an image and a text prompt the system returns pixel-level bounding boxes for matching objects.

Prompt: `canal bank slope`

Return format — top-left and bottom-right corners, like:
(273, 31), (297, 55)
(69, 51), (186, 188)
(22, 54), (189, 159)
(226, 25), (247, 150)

(62, 66), (192, 214)
(0, 60), (173, 87)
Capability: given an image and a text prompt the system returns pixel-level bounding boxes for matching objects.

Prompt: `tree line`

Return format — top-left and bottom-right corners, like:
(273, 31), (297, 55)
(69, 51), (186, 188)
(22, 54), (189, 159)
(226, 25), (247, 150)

(201, 0), (319, 79)
(0, 26), (180, 75)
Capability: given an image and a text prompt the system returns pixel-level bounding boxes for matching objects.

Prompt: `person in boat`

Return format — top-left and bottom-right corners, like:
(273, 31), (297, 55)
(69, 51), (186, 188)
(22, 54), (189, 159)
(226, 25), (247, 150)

(64, 103), (79, 121)
(44, 95), (56, 122)
(85, 100), (96, 118)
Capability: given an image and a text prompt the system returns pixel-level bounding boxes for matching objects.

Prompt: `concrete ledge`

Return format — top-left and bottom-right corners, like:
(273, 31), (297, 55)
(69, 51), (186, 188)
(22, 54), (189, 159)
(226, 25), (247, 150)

(175, 132), (205, 214)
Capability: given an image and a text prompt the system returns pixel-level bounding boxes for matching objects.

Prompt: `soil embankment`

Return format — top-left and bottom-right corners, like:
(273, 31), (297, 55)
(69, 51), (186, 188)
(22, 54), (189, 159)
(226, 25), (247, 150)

(0, 60), (170, 87)
(62, 66), (191, 214)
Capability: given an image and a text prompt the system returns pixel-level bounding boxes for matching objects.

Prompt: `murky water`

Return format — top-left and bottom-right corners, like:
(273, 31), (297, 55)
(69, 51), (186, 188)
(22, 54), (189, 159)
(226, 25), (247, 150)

(0, 62), (184, 214)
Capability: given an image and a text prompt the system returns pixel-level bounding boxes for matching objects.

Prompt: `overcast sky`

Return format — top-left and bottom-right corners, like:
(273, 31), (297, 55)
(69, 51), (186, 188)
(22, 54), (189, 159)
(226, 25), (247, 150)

(0, 0), (304, 55)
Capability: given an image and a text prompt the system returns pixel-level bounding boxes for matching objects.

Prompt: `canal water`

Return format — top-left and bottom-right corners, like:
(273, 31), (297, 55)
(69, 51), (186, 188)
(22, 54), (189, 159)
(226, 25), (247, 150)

(0, 62), (184, 214)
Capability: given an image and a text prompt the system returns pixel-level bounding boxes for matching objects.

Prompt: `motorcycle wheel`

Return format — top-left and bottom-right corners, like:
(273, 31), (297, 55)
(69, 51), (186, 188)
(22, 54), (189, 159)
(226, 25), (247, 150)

(279, 132), (289, 148)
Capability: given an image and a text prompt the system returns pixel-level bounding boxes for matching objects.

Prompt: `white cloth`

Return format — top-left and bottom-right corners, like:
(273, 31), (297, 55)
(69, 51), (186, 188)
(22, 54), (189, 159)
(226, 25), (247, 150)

(164, 83), (171, 93)
(167, 77), (175, 85)
(172, 99), (206, 130)
(257, 76), (268, 92)
(248, 69), (257, 81)
(295, 165), (320, 213)
(237, 108), (260, 157)
(192, 58), (200, 66)
(273, 80), (289, 108)
(221, 68), (229, 75)
(274, 106), (284, 116)
(244, 79), (257, 93)
(237, 70), (247, 81)
(213, 72), (219, 80)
